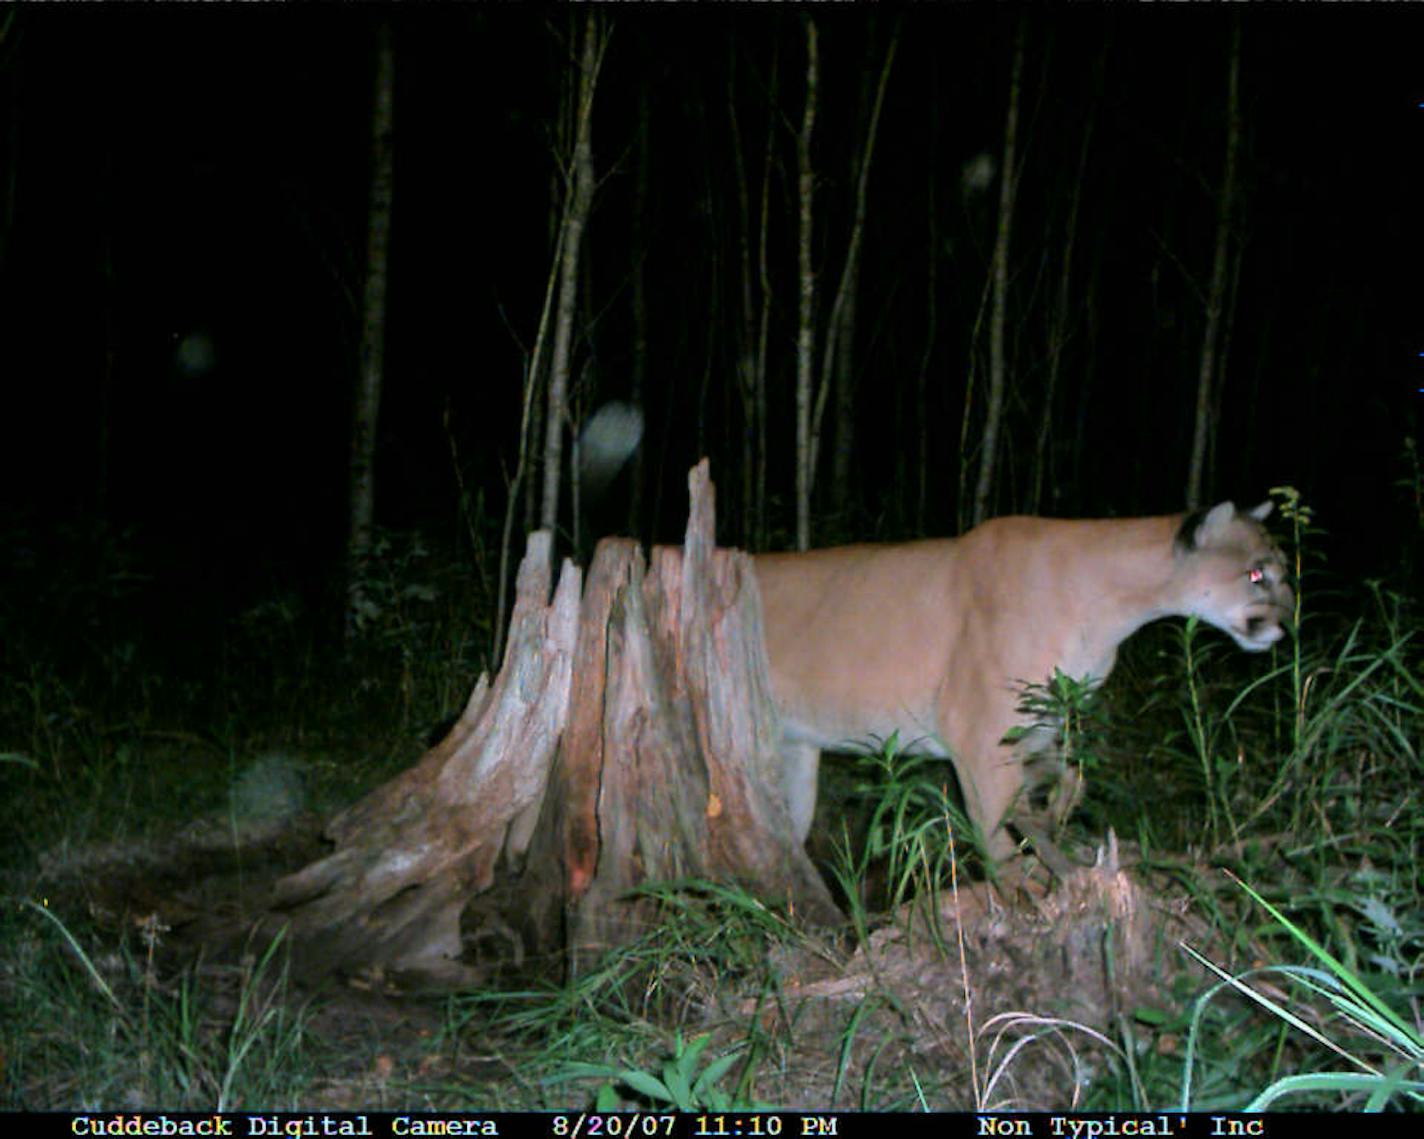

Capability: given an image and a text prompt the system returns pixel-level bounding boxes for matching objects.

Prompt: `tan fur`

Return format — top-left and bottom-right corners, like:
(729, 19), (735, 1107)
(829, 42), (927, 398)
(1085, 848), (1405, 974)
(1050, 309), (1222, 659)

(754, 501), (1292, 859)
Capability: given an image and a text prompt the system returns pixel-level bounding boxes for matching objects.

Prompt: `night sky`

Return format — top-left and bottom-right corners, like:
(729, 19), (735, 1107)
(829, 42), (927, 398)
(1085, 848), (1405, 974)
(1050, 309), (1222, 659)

(2, 8), (1420, 625)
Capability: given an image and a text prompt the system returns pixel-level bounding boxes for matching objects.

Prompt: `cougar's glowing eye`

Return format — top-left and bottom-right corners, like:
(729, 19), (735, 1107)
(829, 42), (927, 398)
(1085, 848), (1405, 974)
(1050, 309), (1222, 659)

(1248, 566), (1265, 585)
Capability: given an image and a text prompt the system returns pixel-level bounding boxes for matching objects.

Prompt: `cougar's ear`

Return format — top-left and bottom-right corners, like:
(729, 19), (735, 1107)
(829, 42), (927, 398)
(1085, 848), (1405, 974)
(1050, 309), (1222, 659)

(1195, 501), (1238, 545)
(1246, 500), (1274, 523)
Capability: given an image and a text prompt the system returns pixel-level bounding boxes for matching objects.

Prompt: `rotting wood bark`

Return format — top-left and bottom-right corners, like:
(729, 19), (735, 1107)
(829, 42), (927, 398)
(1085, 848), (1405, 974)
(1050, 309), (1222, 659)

(266, 529), (580, 985)
(264, 461), (838, 987)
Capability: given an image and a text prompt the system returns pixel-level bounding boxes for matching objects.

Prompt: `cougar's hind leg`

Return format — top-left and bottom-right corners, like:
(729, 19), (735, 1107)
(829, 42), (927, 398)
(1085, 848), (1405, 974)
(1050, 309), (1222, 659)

(781, 741), (822, 844)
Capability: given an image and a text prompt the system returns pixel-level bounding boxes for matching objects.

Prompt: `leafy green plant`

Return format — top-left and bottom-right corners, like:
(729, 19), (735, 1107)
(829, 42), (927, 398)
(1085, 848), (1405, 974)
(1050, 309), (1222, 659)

(1006, 667), (1108, 836)
(1269, 484), (1314, 757)
(550, 1032), (769, 1112)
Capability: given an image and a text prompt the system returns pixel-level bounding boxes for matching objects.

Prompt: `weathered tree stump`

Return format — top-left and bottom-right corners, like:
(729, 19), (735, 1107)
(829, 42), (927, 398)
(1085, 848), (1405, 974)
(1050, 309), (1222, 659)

(265, 462), (839, 985)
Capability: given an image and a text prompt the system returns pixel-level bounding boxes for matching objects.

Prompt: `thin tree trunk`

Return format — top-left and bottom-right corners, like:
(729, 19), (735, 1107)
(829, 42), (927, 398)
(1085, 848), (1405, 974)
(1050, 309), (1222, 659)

(813, 29), (898, 522)
(494, 42), (587, 661)
(916, 68), (938, 535)
(493, 264), (559, 663)
(1186, 19), (1241, 510)
(829, 288), (857, 527)
(828, 59), (869, 522)
(524, 373), (544, 538)
(628, 82), (650, 542)
(916, 220), (936, 535)
(728, 46), (758, 548)
(957, 273), (992, 533)
(794, 18), (819, 552)
(1072, 261), (1101, 510)
(572, 231), (598, 560)
(1031, 43), (1100, 515)
(694, 84), (718, 468)
(1208, 233), (1246, 496)
(755, 47), (778, 552)
(696, 260), (718, 464)
(526, 97), (569, 542)
(345, 18), (395, 639)
(98, 133), (114, 522)
(972, 21), (1023, 527)
(540, 14), (604, 538)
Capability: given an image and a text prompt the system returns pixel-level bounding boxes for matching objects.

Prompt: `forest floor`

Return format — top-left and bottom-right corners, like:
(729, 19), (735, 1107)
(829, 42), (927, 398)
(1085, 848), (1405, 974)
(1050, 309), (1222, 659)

(19, 791), (1227, 1113)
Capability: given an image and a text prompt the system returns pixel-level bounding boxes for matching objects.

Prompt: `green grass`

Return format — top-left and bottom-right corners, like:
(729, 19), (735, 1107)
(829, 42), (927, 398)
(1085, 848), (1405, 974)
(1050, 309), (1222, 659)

(4, 902), (319, 1109)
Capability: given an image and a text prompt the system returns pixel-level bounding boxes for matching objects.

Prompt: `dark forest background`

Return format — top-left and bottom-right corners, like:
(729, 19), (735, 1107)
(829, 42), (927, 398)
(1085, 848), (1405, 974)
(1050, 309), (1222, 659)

(1, 7), (1420, 646)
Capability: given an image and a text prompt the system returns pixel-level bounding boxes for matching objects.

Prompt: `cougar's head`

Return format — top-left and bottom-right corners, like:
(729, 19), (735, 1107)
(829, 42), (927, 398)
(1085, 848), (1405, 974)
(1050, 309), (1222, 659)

(1175, 501), (1293, 652)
